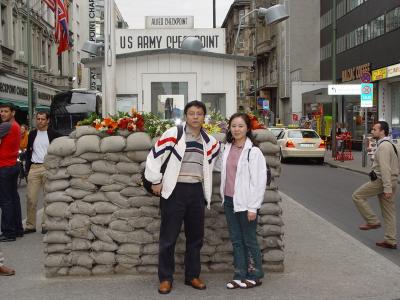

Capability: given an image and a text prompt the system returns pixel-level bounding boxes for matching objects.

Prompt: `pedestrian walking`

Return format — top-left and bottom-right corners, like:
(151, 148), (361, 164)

(352, 121), (399, 249)
(0, 248), (15, 276)
(144, 100), (220, 294)
(0, 103), (23, 242)
(219, 113), (267, 289)
(24, 112), (61, 234)
(19, 124), (29, 151)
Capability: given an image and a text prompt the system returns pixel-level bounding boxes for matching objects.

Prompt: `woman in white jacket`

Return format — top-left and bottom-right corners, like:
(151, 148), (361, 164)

(220, 112), (267, 289)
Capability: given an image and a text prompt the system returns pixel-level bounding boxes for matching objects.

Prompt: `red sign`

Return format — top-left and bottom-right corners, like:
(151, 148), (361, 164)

(292, 114), (299, 121)
(361, 72), (371, 83)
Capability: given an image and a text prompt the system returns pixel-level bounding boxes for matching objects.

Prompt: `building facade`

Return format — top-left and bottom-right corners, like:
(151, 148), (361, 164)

(320, 0), (400, 140)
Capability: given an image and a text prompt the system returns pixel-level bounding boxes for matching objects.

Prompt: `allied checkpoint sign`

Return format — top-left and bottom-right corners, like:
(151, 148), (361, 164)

(116, 28), (226, 54)
(360, 83), (373, 108)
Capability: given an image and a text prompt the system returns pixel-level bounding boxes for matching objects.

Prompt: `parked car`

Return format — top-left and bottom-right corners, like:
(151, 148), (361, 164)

(277, 129), (326, 164)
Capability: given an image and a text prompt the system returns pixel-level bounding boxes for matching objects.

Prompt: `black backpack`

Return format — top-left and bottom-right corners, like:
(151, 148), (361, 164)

(141, 125), (183, 195)
(247, 147), (272, 186)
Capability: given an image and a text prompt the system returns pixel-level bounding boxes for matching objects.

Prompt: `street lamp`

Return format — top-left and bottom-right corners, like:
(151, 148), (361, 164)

(233, 4), (289, 54)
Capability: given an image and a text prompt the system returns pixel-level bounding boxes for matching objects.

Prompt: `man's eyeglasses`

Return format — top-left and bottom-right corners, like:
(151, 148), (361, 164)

(187, 112), (204, 117)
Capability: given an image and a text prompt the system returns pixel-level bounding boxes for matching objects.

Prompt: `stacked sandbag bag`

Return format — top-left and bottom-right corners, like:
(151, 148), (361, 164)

(43, 126), (284, 277)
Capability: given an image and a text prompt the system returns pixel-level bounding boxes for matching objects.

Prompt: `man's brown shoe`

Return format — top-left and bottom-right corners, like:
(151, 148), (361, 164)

(158, 280), (172, 294)
(376, 241), (397, 249)
(185, 278), (206, 290)
(0, 265), (15, 276)
(359, 223), (381, 230)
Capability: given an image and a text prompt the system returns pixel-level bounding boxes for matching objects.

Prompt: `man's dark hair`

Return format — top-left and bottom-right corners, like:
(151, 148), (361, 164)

(0, 102), (16, 112)
(36, 111), (50, 120)
(184, 100), (207, 116)
(377, 121), (389, 136)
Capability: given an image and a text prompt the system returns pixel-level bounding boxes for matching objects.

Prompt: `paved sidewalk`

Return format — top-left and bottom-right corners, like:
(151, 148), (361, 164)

(1, 194), (400, 299)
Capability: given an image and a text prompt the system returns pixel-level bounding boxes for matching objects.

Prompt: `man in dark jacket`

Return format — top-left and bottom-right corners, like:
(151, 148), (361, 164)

(24, 112), (60, 234)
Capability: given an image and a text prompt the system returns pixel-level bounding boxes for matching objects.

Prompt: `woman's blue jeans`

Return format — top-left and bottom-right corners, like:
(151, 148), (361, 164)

(224, 196), (264, 281)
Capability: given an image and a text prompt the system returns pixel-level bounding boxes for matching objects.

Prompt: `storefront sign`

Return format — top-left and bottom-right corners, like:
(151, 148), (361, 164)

(262, 100), (270, 110)
(387, 63), (400, 78)
(328, 84), (361, 95)
(145, 16), (194, 29)
(88, 0), (97, 90)
(371, 67), (387, 81)
(341, 63), (370, 83)
(117, 28), (226, 54)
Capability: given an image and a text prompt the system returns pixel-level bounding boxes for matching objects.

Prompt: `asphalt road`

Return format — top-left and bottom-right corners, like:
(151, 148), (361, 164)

(278, 159), (400, 266)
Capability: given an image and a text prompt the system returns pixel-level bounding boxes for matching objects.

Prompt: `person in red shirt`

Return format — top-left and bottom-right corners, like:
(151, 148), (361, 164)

(0, 103), (23, 242)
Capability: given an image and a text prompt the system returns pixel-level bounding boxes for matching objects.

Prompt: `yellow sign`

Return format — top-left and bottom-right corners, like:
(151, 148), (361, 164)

(371, 67), (387, 81)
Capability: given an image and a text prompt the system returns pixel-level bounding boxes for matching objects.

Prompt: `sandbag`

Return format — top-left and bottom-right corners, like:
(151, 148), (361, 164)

(212, 132), (225, 143)
(45, 168), (70, 180)
(69, 251), (94, 268)
(93, 202), (119, 214)
(126, 132), (153, 151)
(145, 220), (161, 233)
(44, 254), (71, 267)
(112, 208), (140, 220)
(259, 203), (282, 215)
(116, 254), (141, 265)
(116, 162), (141, 174)
(69, 214), (91, 230)
(108, 229), (153, 244)
(92, 160), (118, 174)
(69, 266), (91, 276)
(100, 136), (126, 153)
(45, 218), (69, 231)
(142, 243), (158, 255)
(68, 201), (96, 216)
(109, 220), (134, 232)
(99, 184), (125, 192)
(67, 228), (95, 240)
(105, 192), (130, 208)
(70, 178), (97, 192)
(259, 215), (284, 226)
(91, 251), (116, 265)
(121, 187), (147, 197)
(126, 151), (149, 162)
(140, 255), (158, 265)
(91, 224), (114, 244)
(82, 192), (108, 203)
(91, 240), (118, 252)
(71, 238), (92, 251)
(43, 154), (62, 170)
(67, 164), (92, 178)
(104, 152), (132, 163)
(44, 192), (74, 203)
(47, 137), (76, 157)
(257, 224), (283, 237)
(127, 217), (153, 229)
(263, 249), (284, 262)
(75, 135), (101, 156)
(139, 206), (159, 218)
(111, 174), (134, 186)
(263, 190), (282, 203)
(259, 142), (280, 155)
(65, 188), (93, 199)
(75, 125), (102, 138)
(92, 265), (114, 275)
(90, 214), (113, 226)
(265, 155), (281, 168)
(60, 157), (87, 167)
(45, 202), (69, 218)
(88, 173), (112, 186)
(118, 243), (142, 255)
(44, 179), (70, 193)
(43, 231), (72, 244)
(45, 243), (72, 254)
(128, 196), (155, 208)
(79, 152), (105, 161)
(252, 129), (277, 143)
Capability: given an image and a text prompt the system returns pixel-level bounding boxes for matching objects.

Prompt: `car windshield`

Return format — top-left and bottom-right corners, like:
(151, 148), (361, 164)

(288, 130), (319, 139)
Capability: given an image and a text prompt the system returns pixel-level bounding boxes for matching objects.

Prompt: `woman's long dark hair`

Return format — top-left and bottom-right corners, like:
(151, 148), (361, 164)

(225, 113), (258, 146)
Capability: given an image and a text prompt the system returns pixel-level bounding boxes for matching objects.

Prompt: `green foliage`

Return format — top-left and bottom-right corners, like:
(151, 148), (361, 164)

(142, 112), (174, 138)
(77, 112), (99, 126)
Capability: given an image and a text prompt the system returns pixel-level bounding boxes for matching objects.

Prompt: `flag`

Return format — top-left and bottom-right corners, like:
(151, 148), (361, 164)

(42, 0), (55, 12)
(55, 0), (72, 55)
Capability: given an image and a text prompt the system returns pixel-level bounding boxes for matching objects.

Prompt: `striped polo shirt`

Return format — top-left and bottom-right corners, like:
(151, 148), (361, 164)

(177, 130), (204, 183)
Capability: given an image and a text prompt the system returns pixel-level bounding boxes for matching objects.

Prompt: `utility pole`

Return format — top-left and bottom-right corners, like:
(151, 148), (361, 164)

(27, 0), (34, 127)
(331, 0), (337, 157)
(213, 0), (216, 28)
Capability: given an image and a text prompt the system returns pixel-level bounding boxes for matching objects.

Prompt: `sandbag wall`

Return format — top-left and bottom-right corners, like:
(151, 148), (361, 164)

(43, 126), (283, 277)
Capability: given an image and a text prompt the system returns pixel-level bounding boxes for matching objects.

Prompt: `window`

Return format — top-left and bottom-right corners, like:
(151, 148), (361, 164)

(320, 10), (332, 29)
(202, 94), (226, 116)
(368, 15), (385, 40)
(337, 0), (346, 19)
(288, 130), (319, 139)
(116, 94), (138, 113)
(391, 82), (400, 126)
(320, 43), (331, 61)
(386, 7), (400, 33)
(151, 82), (188, 119)
(337, 35), (346, 53)
(237, 80), (244, 97)
(347, 0), (363, 12)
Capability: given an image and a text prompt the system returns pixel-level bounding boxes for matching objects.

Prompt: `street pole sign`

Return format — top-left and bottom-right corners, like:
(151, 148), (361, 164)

(328, 84), (361, 95)
(360, 83), (373, 107)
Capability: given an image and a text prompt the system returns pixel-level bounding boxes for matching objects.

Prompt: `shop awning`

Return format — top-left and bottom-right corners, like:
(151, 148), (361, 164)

(0, 99), (49, 111)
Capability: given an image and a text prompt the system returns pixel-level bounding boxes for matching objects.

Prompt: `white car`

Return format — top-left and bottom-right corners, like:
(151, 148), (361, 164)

(277, 129), (326, 164)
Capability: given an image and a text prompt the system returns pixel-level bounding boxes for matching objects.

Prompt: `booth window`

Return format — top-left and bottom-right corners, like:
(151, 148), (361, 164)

(202, 93), (226, 116)
(151, 82), (188, 119)
(116, 94), (138, 113)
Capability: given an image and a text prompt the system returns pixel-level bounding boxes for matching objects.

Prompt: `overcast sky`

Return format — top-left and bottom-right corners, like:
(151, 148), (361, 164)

(114, 0), (234, 28)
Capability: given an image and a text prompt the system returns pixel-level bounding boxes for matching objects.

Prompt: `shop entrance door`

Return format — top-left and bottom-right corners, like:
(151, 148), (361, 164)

(142, 73), (197, 119)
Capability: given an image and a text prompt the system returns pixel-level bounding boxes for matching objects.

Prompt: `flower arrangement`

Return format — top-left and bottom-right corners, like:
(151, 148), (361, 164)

(202, 110), (228, 134)
(248, 112), (266, 130)
(142, 113), (174, 138)
(78, 109), (145, 135)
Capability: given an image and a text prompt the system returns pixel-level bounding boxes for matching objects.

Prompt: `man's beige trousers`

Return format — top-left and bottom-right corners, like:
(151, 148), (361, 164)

(25, 164), (46, 230)
(352, 179), (398, 245)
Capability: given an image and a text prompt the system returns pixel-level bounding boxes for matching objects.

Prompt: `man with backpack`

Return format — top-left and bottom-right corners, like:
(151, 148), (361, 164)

(144, 100), (220, 294)
(353, 121), (399, 249)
